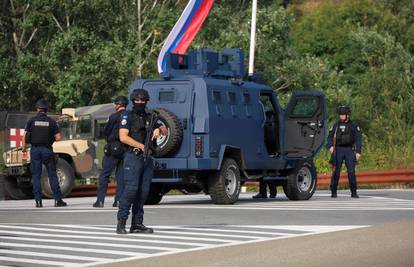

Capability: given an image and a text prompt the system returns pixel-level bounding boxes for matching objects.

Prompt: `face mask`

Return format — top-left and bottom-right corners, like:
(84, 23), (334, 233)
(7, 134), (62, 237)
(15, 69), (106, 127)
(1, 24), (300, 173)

(133, 102), (146, 113)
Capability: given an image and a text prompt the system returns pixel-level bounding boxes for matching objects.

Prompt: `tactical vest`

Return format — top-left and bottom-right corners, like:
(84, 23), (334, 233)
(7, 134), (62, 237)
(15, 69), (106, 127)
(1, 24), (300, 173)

(336, 121), (355, 146)
(128, 112), (149, 144)
(107, 111), (124, 143)
(30, 115), (53, 146)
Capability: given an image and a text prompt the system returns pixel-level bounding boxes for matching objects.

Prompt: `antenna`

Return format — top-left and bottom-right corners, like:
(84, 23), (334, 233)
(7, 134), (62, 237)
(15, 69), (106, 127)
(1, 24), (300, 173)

(248, 0), (258, 77)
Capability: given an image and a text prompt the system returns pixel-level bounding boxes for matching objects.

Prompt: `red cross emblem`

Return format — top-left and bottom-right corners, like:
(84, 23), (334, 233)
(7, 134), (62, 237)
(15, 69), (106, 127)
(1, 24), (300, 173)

(9, 128), (24, 148)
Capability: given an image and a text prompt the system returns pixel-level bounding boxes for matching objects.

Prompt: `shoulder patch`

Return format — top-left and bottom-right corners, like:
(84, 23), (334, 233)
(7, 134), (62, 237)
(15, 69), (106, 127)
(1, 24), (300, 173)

(356, 126), (361, 132)
(121, 119), (127, 126)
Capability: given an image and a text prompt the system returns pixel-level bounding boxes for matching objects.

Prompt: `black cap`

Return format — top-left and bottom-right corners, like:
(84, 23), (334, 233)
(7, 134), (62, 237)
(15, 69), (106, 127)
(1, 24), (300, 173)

(35, 99), (49, 110)
(130, 89), (150, 102)
(114, 96), (129, 106)
(338, 105), (351, 115)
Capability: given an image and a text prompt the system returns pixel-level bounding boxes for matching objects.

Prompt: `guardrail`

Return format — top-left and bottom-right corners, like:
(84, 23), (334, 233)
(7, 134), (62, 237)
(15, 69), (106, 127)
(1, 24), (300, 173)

(68, 169), (414, 198)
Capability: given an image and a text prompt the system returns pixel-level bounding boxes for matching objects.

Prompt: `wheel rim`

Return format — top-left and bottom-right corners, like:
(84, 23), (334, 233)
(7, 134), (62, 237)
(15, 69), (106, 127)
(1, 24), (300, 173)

(296, 166), (312, 192)
(56, 168), (66, 187)
(225, 165), (237, 196)
(156, 120), (169, 148)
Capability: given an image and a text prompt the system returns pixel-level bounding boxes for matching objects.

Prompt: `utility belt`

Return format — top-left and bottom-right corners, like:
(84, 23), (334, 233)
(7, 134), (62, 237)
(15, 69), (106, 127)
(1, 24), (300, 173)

(127, 147), (143, 156)
(104, 141), (125, 158)
(336, 144), (353, 148)
(31, 144), (53, 149)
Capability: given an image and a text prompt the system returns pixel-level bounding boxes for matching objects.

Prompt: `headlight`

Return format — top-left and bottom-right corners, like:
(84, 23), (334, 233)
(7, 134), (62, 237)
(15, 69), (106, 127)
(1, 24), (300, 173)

(5, 153), (11, 164)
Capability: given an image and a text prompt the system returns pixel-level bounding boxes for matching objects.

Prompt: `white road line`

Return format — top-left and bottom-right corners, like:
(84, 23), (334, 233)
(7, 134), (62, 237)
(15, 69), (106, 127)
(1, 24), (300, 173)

(227, 225), (368, 232)
(143, 229), (265, 239)
(0, 249), (105, 262)
(0, 236), (171, 251)
(19, 224), (239, 243)
(0, 230), (180, 251)
(0, 225), (212, 247)
(154, 226), (292, 236)
(0, 242), (143, 257)
(0, 256), (74, 266)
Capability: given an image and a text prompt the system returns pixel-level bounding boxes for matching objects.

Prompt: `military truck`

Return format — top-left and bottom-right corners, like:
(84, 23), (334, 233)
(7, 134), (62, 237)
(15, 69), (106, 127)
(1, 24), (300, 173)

(2, 104), (113, 199)
(133, 48), (327, 204)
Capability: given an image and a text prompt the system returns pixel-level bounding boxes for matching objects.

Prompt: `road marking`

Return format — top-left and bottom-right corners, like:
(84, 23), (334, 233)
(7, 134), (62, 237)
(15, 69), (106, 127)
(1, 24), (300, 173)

(0, 256), (75, 266)
(0, 249), (107, 262)
(0, 242), (142, 257)
(0, 224), (369, 267)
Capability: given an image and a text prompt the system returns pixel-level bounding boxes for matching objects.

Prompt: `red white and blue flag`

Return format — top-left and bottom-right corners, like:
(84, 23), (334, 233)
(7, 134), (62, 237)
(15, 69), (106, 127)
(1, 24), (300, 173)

(157, 0), (214, 74)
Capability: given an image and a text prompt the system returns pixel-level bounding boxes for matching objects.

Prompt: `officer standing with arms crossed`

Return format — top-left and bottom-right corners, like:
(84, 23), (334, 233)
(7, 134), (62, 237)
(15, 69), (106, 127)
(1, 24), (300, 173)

(116, 89), (167, 234)
(22, 99), (67, 208)
(93, 96), (128, 208)
(327, 105), (362, 198)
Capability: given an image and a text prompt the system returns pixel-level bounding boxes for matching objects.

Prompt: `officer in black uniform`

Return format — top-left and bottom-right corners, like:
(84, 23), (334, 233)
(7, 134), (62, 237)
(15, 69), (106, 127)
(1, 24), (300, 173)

(327, 105), (362, 198)
(93, 96), (128, 208)
(22, 99), (67, 208)
(116, 89), (166, 234)
(252, 179), (277, 199)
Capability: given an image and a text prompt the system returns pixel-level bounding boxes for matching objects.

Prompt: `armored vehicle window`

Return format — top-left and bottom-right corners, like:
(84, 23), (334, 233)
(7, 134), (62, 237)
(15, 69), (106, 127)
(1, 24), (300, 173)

(159, 91), (175, 102)
(242, 92), (251, 105)
(75, 116), (92, 138)
(58, 119), (72, 140)
(228, 92), (236, 105)
(6, 114), (30, 129)
(290, 98), (319, 118)
(212, 91), (221, 104)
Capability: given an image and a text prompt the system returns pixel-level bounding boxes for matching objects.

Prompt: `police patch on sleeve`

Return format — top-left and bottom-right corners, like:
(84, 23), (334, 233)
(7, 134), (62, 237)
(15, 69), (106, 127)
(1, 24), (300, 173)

(357, 126), (361, 132)
(121, 119), (127, 126)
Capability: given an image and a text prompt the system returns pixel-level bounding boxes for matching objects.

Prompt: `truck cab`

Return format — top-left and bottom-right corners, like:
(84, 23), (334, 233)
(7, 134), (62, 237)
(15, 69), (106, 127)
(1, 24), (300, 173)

(129, 48), (327, 204)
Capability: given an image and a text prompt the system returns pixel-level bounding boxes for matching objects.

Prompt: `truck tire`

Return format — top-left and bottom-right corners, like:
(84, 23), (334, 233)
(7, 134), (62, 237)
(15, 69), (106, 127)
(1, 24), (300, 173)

(153, 108), (183, 157)
(41, 158), (75, 198)
(4, 176), (32, 200)
(145, 185), (164, 205)
(209, 158), (241, 205)
(283, 160), (317, 200)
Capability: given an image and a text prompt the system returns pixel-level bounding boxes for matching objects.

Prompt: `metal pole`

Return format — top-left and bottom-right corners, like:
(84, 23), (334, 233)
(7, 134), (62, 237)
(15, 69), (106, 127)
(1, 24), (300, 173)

(248, 0), (257, 77)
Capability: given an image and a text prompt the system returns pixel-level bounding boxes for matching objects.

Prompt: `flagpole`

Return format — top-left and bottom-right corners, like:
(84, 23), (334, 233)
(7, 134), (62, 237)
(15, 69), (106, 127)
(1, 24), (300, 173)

(248, 0), (257, 77)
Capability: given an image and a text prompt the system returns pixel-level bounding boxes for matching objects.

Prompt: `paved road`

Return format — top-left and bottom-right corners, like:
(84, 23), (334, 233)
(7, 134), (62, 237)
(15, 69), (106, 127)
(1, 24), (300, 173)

(0, 189), (414, 266)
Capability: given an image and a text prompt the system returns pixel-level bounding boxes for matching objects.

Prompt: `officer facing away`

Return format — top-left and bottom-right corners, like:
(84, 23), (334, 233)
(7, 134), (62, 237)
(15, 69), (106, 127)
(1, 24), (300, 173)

(327, 105), (362, 198)
(93, 96), (128, 208)
(116, 89), (167, 234)
(22, 99), (67, 208)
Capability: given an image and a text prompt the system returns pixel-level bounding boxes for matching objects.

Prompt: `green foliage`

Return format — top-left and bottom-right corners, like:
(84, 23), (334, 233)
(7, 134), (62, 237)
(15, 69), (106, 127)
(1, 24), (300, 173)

(0, 0), (413, 170)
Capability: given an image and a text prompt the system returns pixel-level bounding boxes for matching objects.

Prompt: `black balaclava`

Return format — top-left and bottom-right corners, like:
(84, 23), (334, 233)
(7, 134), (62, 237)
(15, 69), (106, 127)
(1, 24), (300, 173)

(133, 102), (147, 114)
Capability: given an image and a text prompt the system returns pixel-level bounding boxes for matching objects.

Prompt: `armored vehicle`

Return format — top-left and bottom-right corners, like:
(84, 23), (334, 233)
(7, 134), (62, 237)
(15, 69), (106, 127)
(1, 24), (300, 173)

(2, 104), (113, 199)
(133, 48), (327, 204)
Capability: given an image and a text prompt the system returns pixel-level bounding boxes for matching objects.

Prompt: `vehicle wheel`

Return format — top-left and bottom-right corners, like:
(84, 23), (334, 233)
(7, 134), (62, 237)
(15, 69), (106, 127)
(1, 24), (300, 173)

(145, 185), (164, 205)
(152, 108), (183, 157)
(283, 160), (317, 200)
(4, 176), (32, 200)
(209, 158), (241, 205)
(41, 158), (75, 198)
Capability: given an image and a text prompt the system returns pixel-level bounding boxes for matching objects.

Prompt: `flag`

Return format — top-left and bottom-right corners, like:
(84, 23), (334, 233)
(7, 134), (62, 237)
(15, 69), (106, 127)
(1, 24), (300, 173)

(157, 0), (214, 74)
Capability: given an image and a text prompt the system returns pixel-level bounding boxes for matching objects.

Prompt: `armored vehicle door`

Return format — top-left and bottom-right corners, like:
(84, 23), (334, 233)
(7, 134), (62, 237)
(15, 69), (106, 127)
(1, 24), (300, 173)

(283, 91), (326, 158)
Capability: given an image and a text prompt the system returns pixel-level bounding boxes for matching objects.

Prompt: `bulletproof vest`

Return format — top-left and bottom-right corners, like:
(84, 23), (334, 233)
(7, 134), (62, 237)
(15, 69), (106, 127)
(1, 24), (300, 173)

(128, 112), (149, 144)
(336, 121), (355, 146)
(30, 114), (53, 145)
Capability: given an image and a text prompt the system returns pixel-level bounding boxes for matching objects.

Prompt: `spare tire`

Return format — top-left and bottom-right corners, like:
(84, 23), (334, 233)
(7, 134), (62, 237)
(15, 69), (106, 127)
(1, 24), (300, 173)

(153, 108), (183, 157)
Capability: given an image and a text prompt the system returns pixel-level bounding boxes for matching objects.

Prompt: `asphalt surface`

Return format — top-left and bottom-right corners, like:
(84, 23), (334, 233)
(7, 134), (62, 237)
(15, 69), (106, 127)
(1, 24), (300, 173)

(0, 189), (414, 266)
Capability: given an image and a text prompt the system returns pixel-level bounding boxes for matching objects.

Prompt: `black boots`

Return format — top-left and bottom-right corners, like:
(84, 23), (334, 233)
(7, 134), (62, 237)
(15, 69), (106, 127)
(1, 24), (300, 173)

(116, 219), (127, 234)
(130, 224), (154, 234)
(54, 199), (67, 207)
(351, 190), (359, 198)
(93, 201), (104, 208)
(331, 191), (337, 198)
(35, 200), (43, 208)
(252, 193), (267, 199)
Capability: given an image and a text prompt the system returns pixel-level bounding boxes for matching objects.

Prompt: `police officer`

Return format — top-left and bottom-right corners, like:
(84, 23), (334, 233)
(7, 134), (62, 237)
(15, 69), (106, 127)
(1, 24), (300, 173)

(116, 89), (166, 234)
(327, 105), (362, 198)
(93, 96), (128, 208)
(22, 99), (67, 208)
(252, 179), (277, 199)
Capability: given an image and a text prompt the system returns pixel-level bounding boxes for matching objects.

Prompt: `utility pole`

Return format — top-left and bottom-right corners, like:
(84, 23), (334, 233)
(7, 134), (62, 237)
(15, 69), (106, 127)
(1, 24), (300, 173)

(137, 0), (142, 79)
(248, 0), (257, 77)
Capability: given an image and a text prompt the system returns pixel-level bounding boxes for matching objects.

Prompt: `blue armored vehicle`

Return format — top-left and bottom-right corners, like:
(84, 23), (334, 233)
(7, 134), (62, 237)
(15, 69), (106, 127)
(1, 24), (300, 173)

(130, 48), (326, 204)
